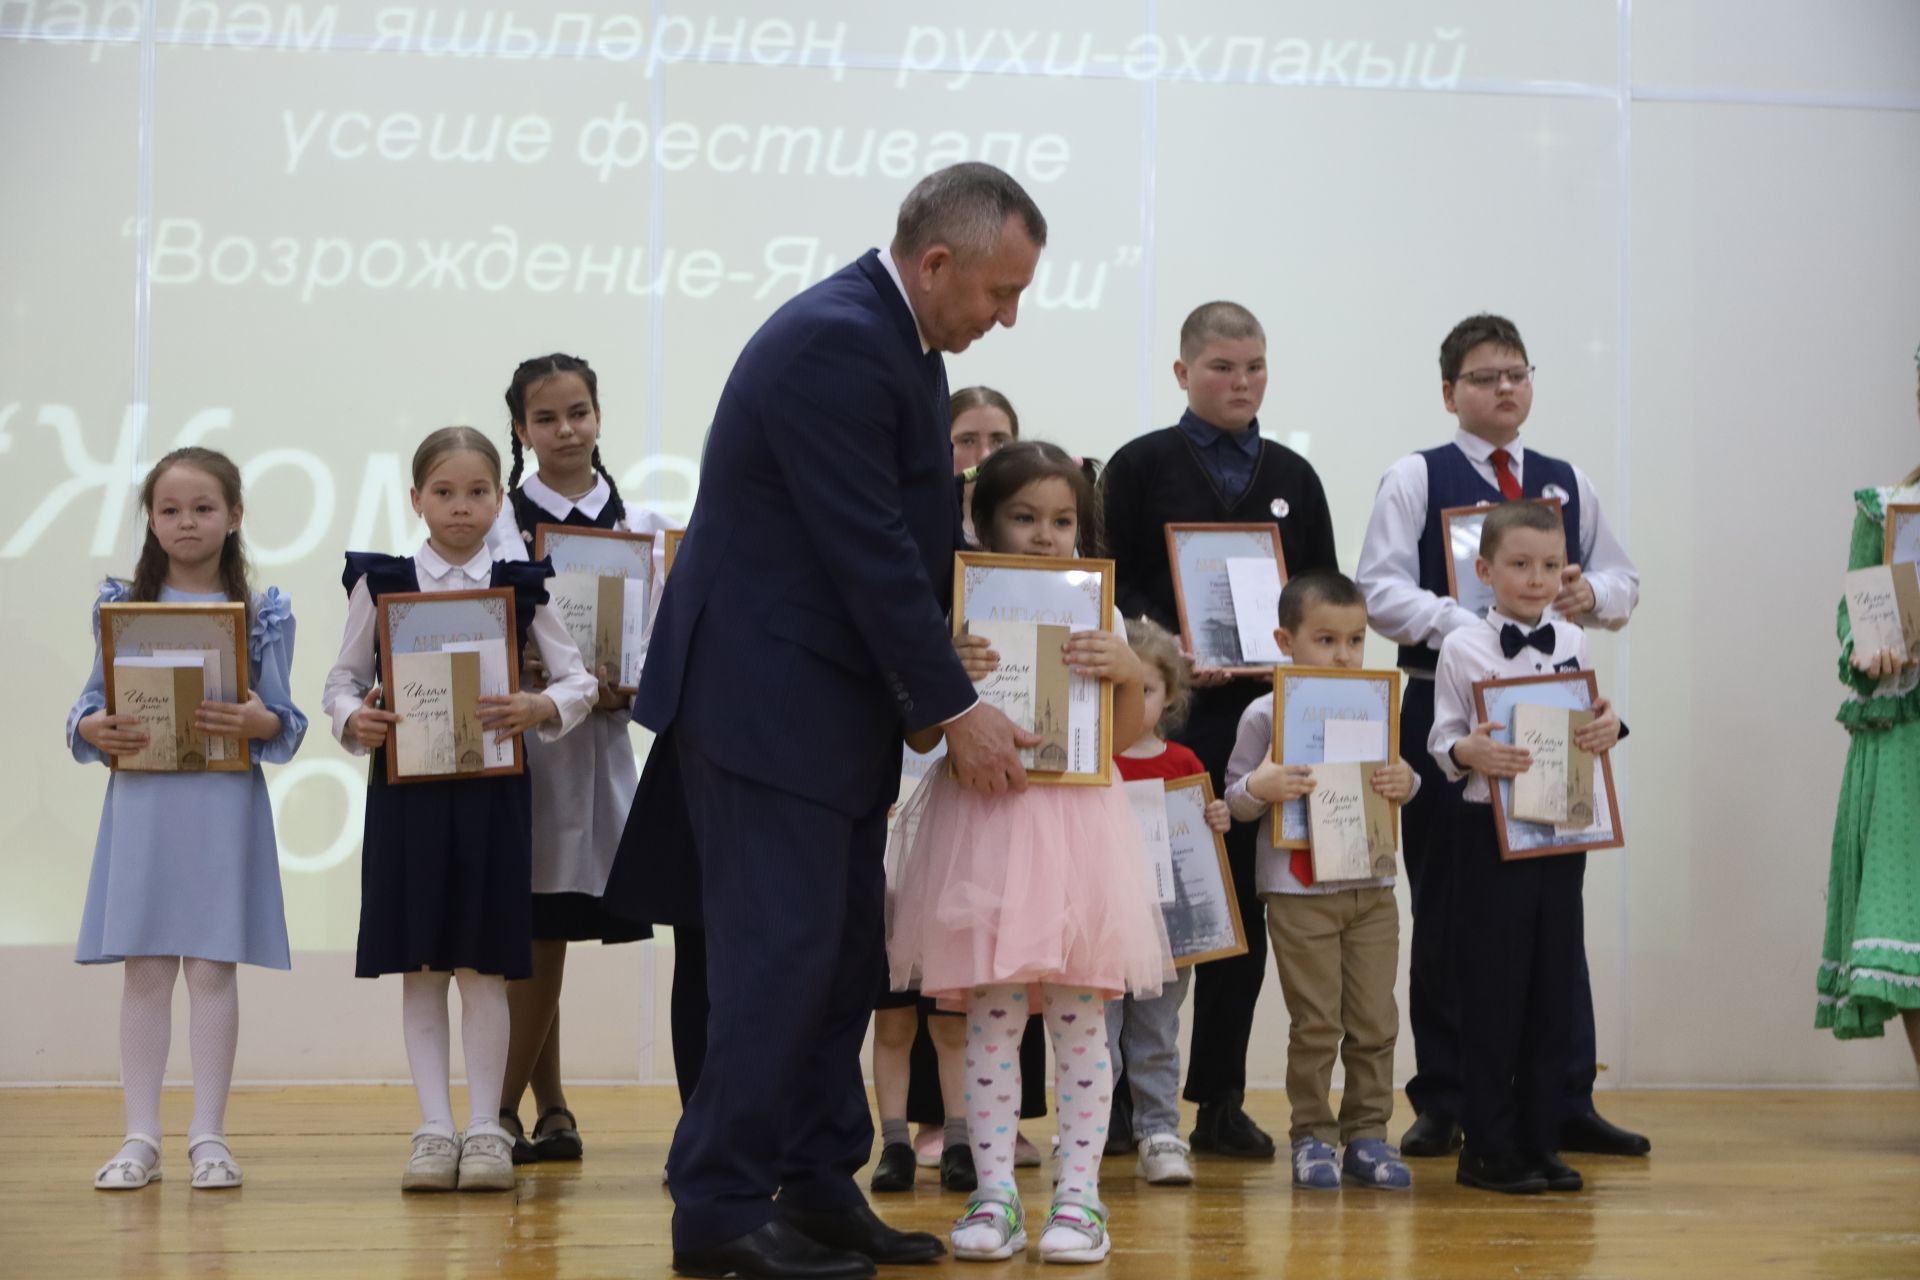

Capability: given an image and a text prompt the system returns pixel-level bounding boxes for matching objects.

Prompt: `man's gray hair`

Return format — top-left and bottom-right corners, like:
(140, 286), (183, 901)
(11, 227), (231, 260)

(893, 162), (1048, 263)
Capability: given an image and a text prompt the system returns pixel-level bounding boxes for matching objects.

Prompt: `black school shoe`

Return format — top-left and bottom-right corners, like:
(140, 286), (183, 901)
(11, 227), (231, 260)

(1104, 1092), (1136, 1156)
(1532, 1152), (1584, 1192)
(939, 1143), (978, 1192)
(869, 1142), (916, 1192)
(1399, 1112), (1464, 1158)
(1559, 1108), (1651, 1156)
(1189, 1090), (1277, 1160)
(1455, 1148), (1548, 1194)
(499, 1110), (538, 1166)
(531, 1106), (583, 1161)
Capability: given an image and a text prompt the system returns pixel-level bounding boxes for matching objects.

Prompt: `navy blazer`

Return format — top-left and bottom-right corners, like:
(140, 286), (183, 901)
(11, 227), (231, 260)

(635, 250), (977, 817)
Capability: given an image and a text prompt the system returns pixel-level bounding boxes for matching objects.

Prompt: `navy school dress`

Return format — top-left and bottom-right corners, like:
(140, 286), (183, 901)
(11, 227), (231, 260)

(347, 551), (550, 981)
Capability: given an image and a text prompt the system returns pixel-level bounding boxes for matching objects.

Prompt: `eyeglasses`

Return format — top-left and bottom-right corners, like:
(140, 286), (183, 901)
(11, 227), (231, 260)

(1456, 366), (1535, 390)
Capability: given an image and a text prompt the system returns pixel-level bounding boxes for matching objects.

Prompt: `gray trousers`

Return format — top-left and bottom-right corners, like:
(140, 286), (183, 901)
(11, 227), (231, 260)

(1103, 966), (1195, 1140)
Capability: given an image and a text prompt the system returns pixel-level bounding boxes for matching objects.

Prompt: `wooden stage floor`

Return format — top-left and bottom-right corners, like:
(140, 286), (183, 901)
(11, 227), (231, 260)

(2, 1087), (1916, 1278)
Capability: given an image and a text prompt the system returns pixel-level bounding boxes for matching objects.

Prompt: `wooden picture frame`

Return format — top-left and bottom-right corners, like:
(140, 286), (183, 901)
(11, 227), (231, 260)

(1270, 665), (1402, 852)
(1886, 503), (1920, 566)
(100, 601), (251, 773)
(533, 523), (654, 695)
(1472, 669), (1625, 860)
(952, 551), (1115, 786)
(1440, 496), (1566, 618)
(1164, 523), (1289, 675)
(1162, 774), (1248, 967)
(376, 587), (523, 785)
(663, 528), (685, 580)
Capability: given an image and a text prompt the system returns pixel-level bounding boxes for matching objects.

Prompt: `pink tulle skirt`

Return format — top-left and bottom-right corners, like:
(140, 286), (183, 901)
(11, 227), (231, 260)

(886, 768), (1175, 1012)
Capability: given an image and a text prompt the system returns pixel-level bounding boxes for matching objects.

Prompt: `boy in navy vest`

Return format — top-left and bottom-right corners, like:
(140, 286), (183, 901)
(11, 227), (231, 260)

(1355, 314), (1646, 1160)
(1102, 301), (1339, 1159)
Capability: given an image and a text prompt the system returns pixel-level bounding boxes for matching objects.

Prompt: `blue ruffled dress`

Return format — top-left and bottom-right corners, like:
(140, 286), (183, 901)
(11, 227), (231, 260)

(68, 582), (307, 968)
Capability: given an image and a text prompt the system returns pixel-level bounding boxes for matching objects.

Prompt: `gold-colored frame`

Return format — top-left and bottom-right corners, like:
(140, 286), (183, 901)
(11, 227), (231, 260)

(376, 587), (524, 786)
(1163, 773), (1248, 968)
(1163, 522), (1288, 676)
(663, 528), (685, 580)
(1270, 664), (1402, 852)
(951, 551), (1116, 786)
(100, 601), (252, 773)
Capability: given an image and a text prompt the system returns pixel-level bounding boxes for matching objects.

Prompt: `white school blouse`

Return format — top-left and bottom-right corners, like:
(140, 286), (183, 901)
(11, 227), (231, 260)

(1428, 609), (1591, 805)
(1355, 429), (1638, 672)
(321, 540), (598, 755)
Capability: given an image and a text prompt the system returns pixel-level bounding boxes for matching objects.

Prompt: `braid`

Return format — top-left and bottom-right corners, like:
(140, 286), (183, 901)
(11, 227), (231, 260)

(591, 446), (626, 522)
(508, 433), (526, 490)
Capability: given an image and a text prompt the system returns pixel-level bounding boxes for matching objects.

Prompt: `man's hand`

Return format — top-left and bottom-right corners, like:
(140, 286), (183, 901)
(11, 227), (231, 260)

(944, 701), (1041, 795)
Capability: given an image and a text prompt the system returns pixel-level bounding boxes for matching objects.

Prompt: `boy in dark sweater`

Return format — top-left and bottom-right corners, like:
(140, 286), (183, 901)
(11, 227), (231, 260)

(1100, 301), (1338, 1158)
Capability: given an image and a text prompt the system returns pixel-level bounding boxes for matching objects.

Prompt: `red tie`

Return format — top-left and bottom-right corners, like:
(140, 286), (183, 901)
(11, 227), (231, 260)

(1290, 849), (1314, 887)
(1490, 448), (1523, 500)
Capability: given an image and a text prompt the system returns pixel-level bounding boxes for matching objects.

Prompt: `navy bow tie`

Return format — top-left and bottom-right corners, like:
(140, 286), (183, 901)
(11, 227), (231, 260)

(1500, 622), (1556, 660)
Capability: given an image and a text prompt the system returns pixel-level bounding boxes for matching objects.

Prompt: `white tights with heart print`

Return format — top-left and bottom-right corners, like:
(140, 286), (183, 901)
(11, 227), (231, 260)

(962, 984), (1112, 1202)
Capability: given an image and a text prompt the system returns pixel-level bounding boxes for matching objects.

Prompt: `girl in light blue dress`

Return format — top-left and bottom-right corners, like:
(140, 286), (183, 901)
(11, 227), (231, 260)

(67, 447), (306, 1192)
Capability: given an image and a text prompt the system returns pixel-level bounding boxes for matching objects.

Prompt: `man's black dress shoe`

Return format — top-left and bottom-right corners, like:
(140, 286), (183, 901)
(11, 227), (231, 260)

(1455, 1149), (1548, 1195)
(1399, 1112), (1464, 1158)
(868, 1142), (915, 1193)
(1559, 1108), (1651, 1156)
(1532, 1152), (1584, 1192)
(672, 1220), (875, 1280)
(939, 1143), (978, 1192)
(1188, 1090), (1276, 1159)
(781, 1202), (946, 1265)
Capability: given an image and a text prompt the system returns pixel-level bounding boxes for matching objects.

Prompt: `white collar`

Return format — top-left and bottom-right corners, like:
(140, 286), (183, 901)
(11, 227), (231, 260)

(1487, 606), (1553, 635)
(878, 248), (932, 355)
(1454, 428), (1526, 466)
(416, 540), (492, 583)
(522, 470), (610, 521)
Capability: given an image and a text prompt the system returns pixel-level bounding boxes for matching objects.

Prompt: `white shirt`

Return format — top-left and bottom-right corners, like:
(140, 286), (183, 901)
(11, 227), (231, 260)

(877, 246), (932, 354)
(1223, 691), (1420, 894)
(1428, 608), (1591, 804)
(322, 541), (599, 754)
(1356, 429), (1638, 672)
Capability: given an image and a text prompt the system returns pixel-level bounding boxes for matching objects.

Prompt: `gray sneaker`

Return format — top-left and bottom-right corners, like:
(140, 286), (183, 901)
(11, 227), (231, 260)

(457, 1130), (515, 1192)
(401, 1128), (459, 1192)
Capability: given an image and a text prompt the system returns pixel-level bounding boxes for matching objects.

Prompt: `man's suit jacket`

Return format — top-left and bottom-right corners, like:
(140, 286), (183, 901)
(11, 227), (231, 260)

(635, 249), (977, 817)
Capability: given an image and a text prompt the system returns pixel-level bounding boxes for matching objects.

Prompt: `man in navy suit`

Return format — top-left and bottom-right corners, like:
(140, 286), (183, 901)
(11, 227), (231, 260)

(633, 164), (1048, 1280)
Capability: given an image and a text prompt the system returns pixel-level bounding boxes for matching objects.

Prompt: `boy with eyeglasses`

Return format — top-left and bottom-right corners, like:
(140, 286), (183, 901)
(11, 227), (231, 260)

(1354, 313), (1645, 1162)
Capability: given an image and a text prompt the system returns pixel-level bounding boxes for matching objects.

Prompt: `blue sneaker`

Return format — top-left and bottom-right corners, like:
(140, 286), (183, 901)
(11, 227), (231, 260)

(1290, 1138), (1340, 1190)
(1343, 1137), (1412, 1190)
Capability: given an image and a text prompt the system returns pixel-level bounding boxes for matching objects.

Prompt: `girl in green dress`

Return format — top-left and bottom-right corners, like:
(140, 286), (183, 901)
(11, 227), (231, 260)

(1818, 345), (1920, 1067)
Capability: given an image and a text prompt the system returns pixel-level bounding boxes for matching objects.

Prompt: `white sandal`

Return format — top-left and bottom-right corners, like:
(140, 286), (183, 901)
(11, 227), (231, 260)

(951, 1193), (1027, 1262)
(190, 1135), (243, 1189)
(94, 1134), (162, 1190)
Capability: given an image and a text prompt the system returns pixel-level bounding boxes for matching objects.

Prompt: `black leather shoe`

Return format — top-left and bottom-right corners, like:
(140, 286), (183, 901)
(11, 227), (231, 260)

(868, 1142), (915, 1192)
(1399, 1112), (1464, 1158)
(1559, 1108), (1651, 1156)
(1532, 1152), (1584, 1192)
(499, 1110), (537, 1166)
(1455, 1149), (1548, 1195)
(1105, 1085), (1135, 1156)
(781, 1202), (946, 1265)
(1188, 1090), (1276, 1159)
(672, 1220), (875, 1280)
(939, 1143), (977, 1192)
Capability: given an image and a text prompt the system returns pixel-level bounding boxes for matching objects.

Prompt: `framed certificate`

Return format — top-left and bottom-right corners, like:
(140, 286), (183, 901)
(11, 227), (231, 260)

(1161, 775), (1247, 967)
(1886, 503), (1920, 566)
(533, 523), (654, 694)
(1270, 665), (1401, 854)
(1471, 670), (1624, 860)
(376, 588), (524, 785)
(1439, 497), (1565, 618)
(663, 528), (685, 580)
(952, 551), (1115, 785)
(100, 601), (251, 773)
(1164, 523), (1289, 673)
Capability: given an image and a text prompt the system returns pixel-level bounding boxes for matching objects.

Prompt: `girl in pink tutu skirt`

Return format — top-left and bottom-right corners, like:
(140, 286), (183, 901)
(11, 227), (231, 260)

(887, 441), (1174, 1265)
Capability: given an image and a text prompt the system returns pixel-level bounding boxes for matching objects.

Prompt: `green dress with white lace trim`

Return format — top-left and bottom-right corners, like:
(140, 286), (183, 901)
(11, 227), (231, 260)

(1817, 485), (1920, 1038)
